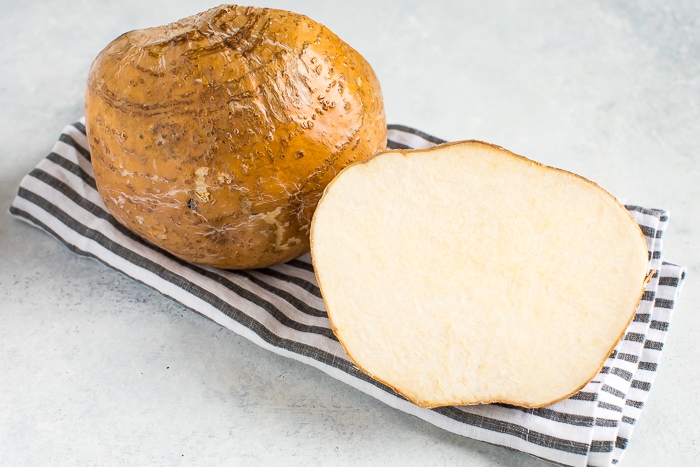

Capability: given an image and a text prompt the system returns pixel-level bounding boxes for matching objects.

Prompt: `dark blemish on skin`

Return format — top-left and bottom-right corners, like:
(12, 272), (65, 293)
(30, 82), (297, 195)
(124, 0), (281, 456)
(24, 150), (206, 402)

(187, 198), (198, 211)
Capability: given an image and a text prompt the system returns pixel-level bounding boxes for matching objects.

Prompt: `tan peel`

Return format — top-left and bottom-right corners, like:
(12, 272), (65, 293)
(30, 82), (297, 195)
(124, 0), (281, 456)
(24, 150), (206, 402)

(85, 5), (387, 269)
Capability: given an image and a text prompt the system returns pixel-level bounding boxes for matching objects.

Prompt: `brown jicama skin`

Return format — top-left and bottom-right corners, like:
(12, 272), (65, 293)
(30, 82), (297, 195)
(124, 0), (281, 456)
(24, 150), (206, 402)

(85, 5), (387, 269)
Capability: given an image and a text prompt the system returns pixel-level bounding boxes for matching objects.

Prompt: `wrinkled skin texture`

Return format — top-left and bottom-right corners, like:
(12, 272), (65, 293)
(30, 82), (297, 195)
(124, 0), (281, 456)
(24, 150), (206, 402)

(85, 5), (387, 269)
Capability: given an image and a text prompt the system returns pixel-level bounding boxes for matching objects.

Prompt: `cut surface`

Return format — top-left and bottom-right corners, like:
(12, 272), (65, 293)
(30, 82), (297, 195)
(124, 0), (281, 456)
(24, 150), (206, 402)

(311, 141), (650, 408)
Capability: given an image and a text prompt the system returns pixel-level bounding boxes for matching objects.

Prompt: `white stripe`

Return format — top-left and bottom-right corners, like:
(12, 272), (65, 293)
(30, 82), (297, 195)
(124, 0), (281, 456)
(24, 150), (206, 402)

(548, 397), (599, 418)
(245, 268), (327, 312)
(40, 155), (104, 207)
(62, 123), (91, 152)
(387, 128), (439, 150)
(269, 261), (321, 288)
(53, 138), (96, 179)
(201, 266), (332, 329)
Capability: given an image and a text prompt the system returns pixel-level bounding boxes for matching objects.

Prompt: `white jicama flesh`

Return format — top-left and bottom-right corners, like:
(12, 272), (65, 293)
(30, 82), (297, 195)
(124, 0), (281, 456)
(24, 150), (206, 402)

(310, 140), (650, 409)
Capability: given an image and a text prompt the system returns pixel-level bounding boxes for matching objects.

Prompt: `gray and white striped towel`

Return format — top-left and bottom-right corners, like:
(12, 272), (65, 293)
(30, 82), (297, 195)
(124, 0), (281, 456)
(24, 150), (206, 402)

(9, 120), (686, 467)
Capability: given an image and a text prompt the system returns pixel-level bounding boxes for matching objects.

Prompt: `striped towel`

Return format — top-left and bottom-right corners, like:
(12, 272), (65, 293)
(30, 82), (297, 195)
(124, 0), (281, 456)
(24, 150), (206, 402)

(9, 120), (686, 467)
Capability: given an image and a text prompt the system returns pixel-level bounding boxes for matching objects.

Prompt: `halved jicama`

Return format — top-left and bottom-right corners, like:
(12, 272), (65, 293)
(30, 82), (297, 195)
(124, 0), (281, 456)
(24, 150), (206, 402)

(310, 140), (650, 408)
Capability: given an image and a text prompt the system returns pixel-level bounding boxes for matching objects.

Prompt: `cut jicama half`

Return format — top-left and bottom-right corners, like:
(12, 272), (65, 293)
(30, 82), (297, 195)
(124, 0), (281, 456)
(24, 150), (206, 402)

(310, 140), (650, 408)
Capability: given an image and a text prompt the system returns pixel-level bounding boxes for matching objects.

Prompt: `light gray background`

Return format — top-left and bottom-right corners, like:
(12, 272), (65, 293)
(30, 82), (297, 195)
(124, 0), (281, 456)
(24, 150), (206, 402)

(1, 1), (697, 465)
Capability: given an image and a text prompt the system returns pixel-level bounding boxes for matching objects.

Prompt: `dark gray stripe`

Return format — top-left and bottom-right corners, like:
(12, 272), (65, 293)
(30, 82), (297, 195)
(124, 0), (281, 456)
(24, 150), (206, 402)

(653, 298), (674, 309)
(73, 121), (87, 134)
(256, 268), (322, 299)
(625, 399), (644, 409)
(658, 276), (679, 287)
(569, 391), (597, 402)
(640, 291), (654, 302)
(597, 401), (622, 413)
(616, 353), (638, 363)
(26, 169), (118, 223)
(387, 124), (447, 145)
(194, 266), (336, 339)
(631, 380), (651, 391)
(601, 385), (625, 399)
(624, 332), (645, 343)
(638, 225), (656, 238)
(46, 152), (97, 189)
(615, 436), (628, 450)
(387, 140), (412, 150)
(58, 133), (91, 160)
(649, 320), (669, 331)
(433, 406), (589, 456)
(625, 205), (662, 217)
(594, 417), (618, 427)
(501, 405), (594, 427)
(643, 340), (664, 351)
(236, 270), (327, 318)
(610, 367), (633, 381)
(633, 312), (650, 322)
(589, 440), (613, 453)
(286, 258), (315, 273)
(637, 361), (657, 371)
